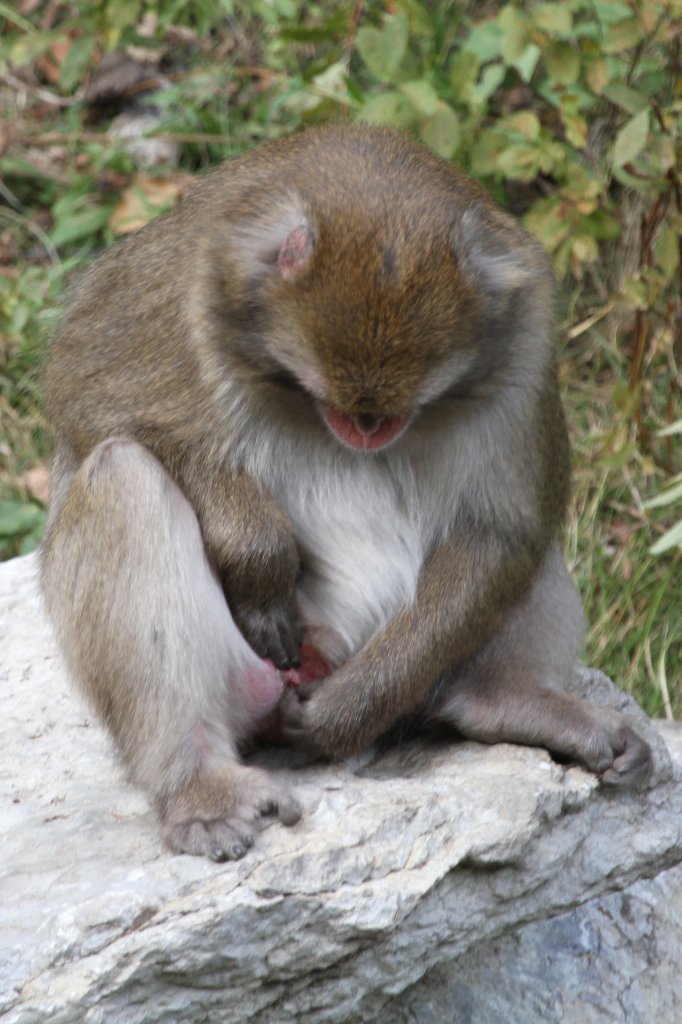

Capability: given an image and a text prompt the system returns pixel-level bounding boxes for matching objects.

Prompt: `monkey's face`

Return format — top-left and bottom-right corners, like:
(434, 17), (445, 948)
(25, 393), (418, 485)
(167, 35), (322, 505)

(251, 213), (483, 453)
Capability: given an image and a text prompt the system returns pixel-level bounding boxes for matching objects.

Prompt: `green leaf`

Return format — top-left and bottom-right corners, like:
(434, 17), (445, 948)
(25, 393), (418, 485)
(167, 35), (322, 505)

(497, 143), (541, 182)
(513, 43), (541, 83)
(585, 56), (610, 93)
(563, 111), (588, 147)
(602, 83), (649, 114)
(395, 0), (433, 37)
(310, 60), (349, 104)
(0, 502), (44, 537)
(463, 19), (504, 62)
(399, 79), (440, 117)
(8, 30), (55, 67)
(544, 41), (581, 85)
(532, 3), (572, 37)
(499, 6), (528, 62)
(583, 210), (621, 241)
(468, 63), (506, 107)
(655, 227), (680, 281)
(0, 2), (34, 31)
(358, 91), (416, 131)
(524, 197), (572, 250)
(279, 7), (351, 42)
(612, 108), (650, 168)
(602, 17), (645, 54)
(505, 111), (541, 139)
(356, 16), (409, 84)
(570, 233), (599, 265)
(104, 0), (142, 32)
(49, 203), (112, 248)
(59, 35), (95, 94)
(470, 131), (505, 176)
(19, 527), (44, 555)
(621, 273), (649, 309)
(420, 102), (461, 159)
(593, 2), (633, 24)
(650, 520), (682, 555)
(645, 479), (682, 509)
(449, 51), (480, 96)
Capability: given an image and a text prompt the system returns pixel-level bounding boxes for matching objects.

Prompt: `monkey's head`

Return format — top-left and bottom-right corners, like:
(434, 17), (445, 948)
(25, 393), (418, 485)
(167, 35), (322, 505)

(212, 126), (552, 452)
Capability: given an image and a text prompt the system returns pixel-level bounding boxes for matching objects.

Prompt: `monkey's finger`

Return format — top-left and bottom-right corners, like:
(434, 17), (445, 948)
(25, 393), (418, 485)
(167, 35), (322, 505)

(266, 628), (290, 670)
(292, 680), (320, 702)
(279, 702), (320, 752)
(279, 686), (307, 728)
(235, 603), (301, 669)
(278, 614), (302, 669)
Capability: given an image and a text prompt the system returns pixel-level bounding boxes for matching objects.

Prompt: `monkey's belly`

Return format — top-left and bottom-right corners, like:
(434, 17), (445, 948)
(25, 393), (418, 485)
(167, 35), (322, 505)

(294, 521), (424, 666)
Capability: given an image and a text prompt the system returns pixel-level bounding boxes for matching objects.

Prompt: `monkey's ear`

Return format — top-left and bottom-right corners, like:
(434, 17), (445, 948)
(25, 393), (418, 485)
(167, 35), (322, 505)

(232, 196), (316, 283)
(277, 224), (315, 281)
(451, 206), (546, 295)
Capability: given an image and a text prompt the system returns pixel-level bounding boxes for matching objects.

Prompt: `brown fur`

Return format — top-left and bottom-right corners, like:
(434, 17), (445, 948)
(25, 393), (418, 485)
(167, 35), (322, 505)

(42, 125), (651, 861)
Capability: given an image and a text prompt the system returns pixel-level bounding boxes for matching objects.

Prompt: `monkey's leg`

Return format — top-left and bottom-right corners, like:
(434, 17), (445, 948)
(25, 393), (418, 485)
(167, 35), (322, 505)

(41, 440), (301, 860)
(426, 545), (652, 788)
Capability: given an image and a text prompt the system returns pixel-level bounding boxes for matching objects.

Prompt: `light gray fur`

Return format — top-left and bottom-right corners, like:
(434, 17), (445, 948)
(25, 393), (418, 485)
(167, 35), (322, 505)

(42, 440), (283, 801)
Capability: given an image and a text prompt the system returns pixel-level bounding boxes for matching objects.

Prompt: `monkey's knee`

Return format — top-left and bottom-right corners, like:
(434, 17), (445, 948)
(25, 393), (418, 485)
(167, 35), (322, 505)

(82, 438), (164, 496)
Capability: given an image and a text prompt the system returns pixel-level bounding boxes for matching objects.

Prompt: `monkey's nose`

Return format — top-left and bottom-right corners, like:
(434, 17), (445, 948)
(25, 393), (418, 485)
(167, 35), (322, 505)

(352, 413), (384, 437)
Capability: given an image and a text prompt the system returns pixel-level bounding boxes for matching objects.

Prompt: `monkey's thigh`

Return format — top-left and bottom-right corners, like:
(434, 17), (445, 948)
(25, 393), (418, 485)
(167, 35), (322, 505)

(42, 439), (300, 859)
(427, 543), (651, 787)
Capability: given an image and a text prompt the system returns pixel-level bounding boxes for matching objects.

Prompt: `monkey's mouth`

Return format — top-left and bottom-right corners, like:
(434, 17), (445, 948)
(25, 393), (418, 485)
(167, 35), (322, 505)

(321, 405), (411, 451)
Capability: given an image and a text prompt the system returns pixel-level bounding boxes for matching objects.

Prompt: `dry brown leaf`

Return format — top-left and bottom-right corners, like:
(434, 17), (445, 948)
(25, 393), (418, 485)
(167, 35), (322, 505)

(109, 173), (191, 235)
(19, 464), (50, 505)
(36, 37), (71, 84)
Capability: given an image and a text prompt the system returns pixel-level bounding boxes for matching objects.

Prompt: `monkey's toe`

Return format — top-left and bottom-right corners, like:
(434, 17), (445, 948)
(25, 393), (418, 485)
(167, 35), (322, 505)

(575, 714), (652, 790)
(274, 794), (303, 826)
(160, 763), (302, 860)
(164, 817), (256, 861)
(256, 792), (302, 826)
(599, 725), (652, 788)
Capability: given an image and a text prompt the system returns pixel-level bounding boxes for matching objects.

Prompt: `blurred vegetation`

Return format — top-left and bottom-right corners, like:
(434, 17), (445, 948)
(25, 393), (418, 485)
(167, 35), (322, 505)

(0, 0), (680, 714)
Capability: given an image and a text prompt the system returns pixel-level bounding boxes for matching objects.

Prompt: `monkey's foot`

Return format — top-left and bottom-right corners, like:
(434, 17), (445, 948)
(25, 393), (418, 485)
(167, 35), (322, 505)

(576, 709), (652, 788)
(433, 684), (653, 789)
(159, 764), (302, 861)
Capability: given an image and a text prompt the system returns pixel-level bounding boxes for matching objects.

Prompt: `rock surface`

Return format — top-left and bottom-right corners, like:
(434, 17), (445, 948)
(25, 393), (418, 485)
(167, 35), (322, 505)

(1, 553), (681, 1024)
(384, 721), (682, 1024)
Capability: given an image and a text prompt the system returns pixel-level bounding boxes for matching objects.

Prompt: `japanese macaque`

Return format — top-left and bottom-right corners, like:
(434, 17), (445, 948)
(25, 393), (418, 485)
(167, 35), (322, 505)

(41, 124), (652, 861)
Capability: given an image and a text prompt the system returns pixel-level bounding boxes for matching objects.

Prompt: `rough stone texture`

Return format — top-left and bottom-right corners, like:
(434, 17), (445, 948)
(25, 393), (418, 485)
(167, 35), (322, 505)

(1, 553), (681, 1024)
(384, 720), (682, 1024)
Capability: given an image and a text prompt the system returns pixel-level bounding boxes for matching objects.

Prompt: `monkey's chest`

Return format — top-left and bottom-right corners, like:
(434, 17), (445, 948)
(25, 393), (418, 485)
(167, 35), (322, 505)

(280, 468), (425, 664)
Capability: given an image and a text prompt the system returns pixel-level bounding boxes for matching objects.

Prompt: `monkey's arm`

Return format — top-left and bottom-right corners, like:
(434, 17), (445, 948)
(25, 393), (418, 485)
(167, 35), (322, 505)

(174, 455), (301, 668)
(281, 522), (543, 755)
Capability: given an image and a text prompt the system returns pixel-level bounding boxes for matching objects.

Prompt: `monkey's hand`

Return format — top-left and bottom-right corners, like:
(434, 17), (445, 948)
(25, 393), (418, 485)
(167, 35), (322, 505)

(279, 679), (338, 754)
(280, 526), (546, 757)
(233, 601), (302, 671)
(279, 658), (393, 756)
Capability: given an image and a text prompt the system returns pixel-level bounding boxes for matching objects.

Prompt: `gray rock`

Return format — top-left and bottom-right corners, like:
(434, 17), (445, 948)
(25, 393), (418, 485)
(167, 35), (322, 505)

(1, 553), (680, 1024)
(383, 725), (682, 1024)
